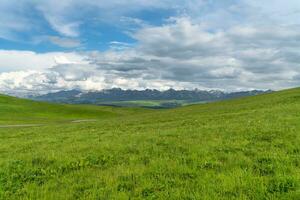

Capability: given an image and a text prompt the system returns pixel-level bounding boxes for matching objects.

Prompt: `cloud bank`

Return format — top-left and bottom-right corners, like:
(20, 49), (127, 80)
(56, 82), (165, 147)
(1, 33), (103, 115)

(1, 1), (300, 95)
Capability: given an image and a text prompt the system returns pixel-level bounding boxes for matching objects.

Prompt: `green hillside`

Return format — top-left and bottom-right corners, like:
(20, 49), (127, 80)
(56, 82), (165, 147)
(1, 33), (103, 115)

(0, 88), (300, 199)
(0, 94), (149, 125)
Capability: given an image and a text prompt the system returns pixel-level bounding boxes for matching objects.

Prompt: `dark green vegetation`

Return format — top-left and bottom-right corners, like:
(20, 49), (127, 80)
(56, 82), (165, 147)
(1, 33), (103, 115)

(97, 100), (207, 109)
(0, 88), (300, 199)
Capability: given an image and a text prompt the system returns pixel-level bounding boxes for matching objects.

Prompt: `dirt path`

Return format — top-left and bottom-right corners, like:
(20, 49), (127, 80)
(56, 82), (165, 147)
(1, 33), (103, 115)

(0, 119), (97, 128)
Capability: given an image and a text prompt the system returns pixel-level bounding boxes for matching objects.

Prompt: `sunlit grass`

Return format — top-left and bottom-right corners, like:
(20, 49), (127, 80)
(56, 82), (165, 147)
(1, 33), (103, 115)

(0, 88), (300, 199)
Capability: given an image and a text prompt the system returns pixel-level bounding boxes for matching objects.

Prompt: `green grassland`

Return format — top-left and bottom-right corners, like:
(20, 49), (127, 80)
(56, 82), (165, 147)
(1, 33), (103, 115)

(0, 94), (149, 125)
(0, 88), (300, 199)
(97, 100), (206, 108)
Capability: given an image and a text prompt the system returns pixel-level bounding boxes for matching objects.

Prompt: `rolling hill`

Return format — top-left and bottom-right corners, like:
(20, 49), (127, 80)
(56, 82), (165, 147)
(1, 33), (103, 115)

(0, 94), (149, 125)
(0, 88), (299, 199)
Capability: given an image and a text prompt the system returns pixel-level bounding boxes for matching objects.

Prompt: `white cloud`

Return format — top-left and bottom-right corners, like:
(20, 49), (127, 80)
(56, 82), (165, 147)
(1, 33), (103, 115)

(1, 0), (299, 41)
(1, 1), (300, 95)
(48, 36), (81, 48)
(0, 0), (205, 39)
(1, 15), (300, 95)
(0, 50), (87, 72)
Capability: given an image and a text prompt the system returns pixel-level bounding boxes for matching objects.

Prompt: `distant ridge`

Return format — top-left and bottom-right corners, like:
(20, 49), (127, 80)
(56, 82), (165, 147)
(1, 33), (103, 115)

(31, 88), (272, 108)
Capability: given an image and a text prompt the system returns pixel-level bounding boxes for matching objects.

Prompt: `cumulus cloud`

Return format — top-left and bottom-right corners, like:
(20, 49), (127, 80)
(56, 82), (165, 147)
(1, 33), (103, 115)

(0, 50), (87, 72)
(1, 1), (300, 95)
(0, 64), (197, 97)
(1, 0), (299, 40)
(1, 15), (300, 95)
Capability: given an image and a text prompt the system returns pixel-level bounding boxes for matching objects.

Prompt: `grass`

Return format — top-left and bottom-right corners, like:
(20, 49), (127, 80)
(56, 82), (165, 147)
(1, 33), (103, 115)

(0, 88), (300, 199)
(0, 94), (149, 125)
(97, 100), (207, 108)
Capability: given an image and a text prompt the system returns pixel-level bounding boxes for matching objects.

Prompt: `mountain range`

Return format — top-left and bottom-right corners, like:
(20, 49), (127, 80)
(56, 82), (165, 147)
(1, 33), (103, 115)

(31, 88), (272, 108)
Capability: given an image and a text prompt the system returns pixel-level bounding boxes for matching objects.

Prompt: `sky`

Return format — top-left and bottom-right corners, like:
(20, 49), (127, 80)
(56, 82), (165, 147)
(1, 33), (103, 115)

(1, 0), (300, 95)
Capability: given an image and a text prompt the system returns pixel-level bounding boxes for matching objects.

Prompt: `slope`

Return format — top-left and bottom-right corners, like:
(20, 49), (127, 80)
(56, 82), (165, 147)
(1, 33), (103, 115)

(0, 94), (150, 125)
(0, 88), (300, 199)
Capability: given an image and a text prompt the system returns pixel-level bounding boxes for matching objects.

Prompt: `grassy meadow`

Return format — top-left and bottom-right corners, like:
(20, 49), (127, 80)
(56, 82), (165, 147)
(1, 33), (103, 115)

(97, 100), (207, 109)
(0, 88), (300, 199)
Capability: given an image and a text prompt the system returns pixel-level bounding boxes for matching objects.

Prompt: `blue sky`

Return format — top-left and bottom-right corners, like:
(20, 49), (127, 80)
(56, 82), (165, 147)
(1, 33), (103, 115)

(1, 0), (300, 95)
(0, 0), (179, 52)
(0, 0), (243, 52)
